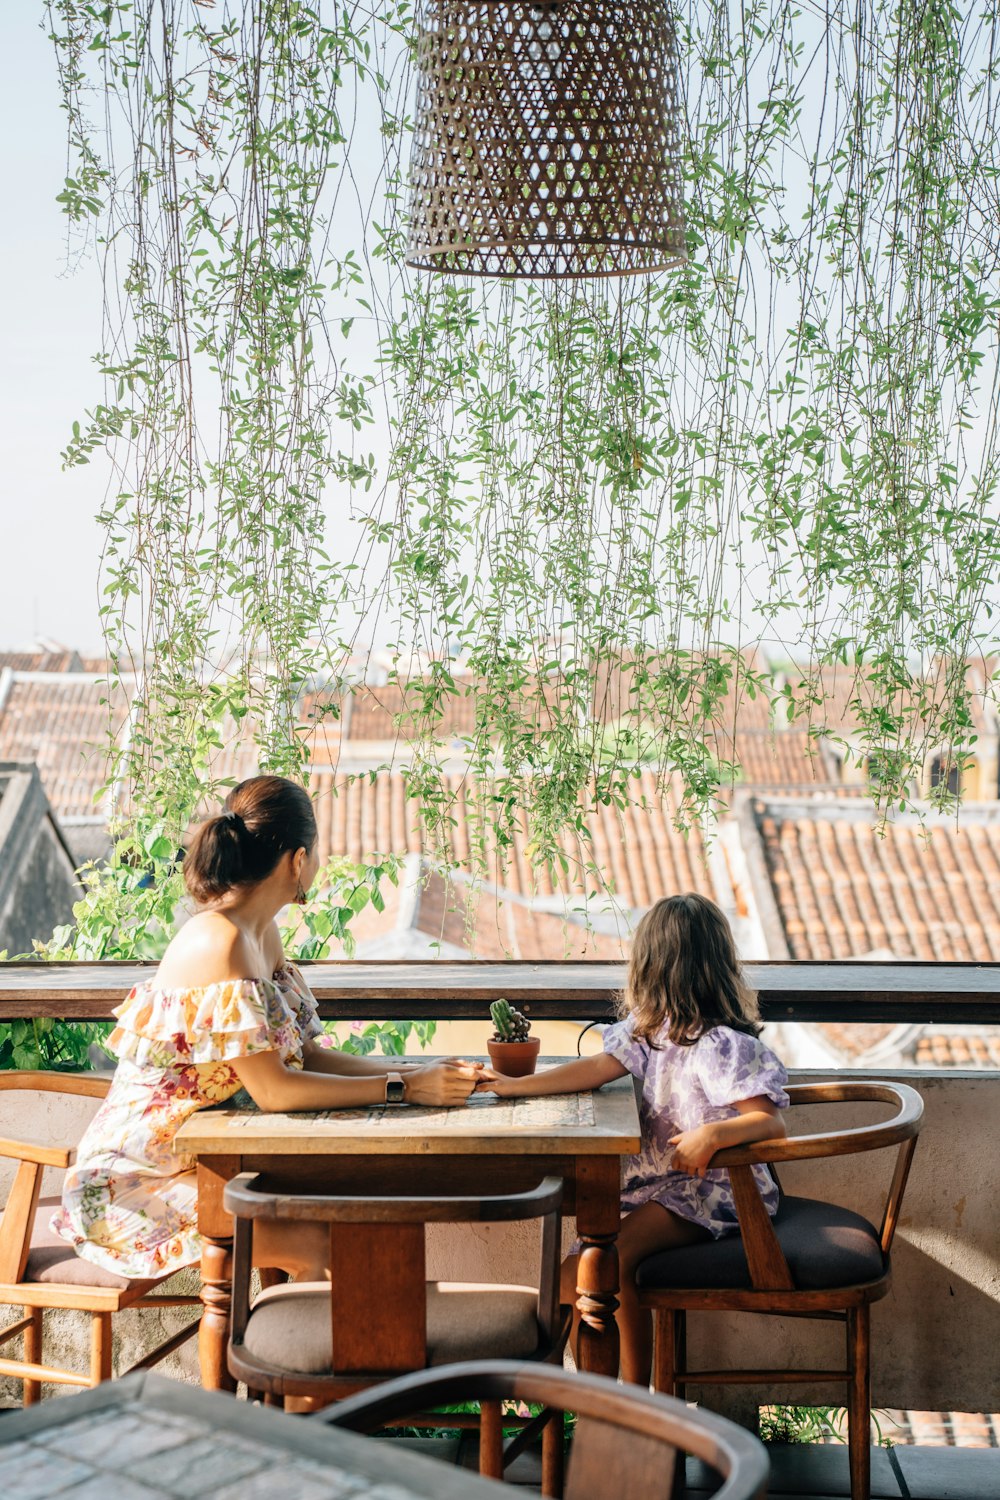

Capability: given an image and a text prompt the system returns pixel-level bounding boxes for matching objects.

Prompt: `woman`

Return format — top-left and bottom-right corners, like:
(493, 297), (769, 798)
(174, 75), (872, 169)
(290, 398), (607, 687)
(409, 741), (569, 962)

(52, 774), (481, 1281)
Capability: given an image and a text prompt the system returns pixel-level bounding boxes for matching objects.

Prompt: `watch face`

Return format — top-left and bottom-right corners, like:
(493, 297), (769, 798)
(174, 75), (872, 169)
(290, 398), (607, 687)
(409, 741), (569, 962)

(386, 1075), (406, 1105)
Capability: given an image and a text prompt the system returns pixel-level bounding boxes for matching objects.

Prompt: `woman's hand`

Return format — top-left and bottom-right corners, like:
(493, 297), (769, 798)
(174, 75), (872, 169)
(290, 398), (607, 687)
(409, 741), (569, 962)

(404, 1060), (483, 1107)
(668, 1125), (720, 1177)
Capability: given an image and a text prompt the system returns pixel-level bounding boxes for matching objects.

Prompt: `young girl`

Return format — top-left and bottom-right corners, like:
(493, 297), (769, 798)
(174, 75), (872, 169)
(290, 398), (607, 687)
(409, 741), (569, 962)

(477, 892), (788, 1387)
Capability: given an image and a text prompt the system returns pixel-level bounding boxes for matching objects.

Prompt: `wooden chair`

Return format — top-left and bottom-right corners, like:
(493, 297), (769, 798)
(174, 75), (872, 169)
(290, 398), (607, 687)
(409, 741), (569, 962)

(636, 1081), (924, 1500)
(0, 1072), (200, 1403)
(225, 1172), (571, 1435)
(320, 1357), (770, 1499)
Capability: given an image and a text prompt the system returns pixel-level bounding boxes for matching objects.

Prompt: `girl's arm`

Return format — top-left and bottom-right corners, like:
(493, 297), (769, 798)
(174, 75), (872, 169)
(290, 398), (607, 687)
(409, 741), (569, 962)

(476, 1052), (627, 1097)
(669, 1096), (787, 1177)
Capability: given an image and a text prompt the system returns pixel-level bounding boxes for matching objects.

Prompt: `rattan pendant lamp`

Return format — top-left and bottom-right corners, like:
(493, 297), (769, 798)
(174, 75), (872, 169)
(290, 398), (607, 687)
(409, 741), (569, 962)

(406, 1), (688, 278)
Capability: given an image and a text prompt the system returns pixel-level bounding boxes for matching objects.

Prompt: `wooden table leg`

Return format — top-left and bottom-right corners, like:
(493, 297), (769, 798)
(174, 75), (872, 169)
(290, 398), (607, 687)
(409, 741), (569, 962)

(574, 1157), (621, 1378)
(196, 1157), (239, 1393)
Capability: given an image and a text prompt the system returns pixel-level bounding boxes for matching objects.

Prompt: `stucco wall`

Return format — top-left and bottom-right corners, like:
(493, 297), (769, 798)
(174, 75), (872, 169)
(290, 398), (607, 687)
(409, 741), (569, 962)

(2, 1069), (996, 1415)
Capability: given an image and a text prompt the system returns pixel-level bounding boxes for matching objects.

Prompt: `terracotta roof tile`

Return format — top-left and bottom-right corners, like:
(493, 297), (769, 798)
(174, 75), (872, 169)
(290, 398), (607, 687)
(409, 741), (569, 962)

(785, 658), (996, 739)
(0, 674), (132, 821)
(416, 869), (629, 960)
(0, 648), (82, 673)
(307, 768), (714, 915)
(913, 1031), (1000, 1068)
(592, 648), (774, 733)
(755, 799), (1000, 961)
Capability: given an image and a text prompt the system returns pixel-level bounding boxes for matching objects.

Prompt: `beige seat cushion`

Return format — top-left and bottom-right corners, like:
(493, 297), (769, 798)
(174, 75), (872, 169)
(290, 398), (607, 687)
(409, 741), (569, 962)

(241, 1280), (541, 1376)
(21, 1206), (141, 1290)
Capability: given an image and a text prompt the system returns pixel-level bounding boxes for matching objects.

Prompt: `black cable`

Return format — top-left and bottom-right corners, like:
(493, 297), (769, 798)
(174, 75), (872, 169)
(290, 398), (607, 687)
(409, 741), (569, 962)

(575, 1019), (606, 1056)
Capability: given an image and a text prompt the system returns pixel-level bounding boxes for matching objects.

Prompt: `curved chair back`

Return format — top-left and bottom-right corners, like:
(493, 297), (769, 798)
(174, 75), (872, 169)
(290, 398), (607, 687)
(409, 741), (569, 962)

(225, 1174), (564, 1379)
(711, 1080), (923, 1265)
(0, 1071), (198, 1402)
(321, 1358), (769, 1500)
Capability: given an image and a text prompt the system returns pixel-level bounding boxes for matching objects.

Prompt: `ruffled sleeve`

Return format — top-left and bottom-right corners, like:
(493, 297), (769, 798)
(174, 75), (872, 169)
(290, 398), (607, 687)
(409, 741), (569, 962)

(602, 1014), (651, 1081)
(108, 976), (313, 1069)
(276, 962), (324, 1048)
(694, 1027), (789, 1110)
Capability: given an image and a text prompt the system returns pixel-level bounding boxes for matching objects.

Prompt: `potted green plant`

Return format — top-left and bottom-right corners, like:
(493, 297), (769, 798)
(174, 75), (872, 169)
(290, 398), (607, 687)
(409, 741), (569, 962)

(487, 998), (540, 1077)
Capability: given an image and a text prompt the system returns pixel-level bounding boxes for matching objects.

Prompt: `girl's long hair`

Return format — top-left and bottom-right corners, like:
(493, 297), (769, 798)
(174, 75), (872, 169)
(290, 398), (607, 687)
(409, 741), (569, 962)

(620, 893), (761, 1046)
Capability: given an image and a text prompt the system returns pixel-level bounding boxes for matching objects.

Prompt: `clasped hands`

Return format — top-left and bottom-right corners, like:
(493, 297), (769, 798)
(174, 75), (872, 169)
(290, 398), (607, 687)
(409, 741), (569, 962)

(403, 1056), (503, 1107)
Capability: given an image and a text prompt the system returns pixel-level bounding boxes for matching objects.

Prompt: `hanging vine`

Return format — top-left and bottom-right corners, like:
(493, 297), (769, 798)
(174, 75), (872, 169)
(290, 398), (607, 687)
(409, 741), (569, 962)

(42, 0), (1000, 939)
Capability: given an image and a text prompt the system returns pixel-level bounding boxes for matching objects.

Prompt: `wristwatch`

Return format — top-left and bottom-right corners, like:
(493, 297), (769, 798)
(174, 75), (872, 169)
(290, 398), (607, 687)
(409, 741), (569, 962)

(385, 1071), (406, 1106)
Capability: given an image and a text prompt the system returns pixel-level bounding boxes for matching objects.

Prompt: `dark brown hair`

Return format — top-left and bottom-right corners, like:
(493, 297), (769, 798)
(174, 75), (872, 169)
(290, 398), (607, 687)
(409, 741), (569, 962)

(183, 775), (317, 904)
(620, 892), (761, 1046)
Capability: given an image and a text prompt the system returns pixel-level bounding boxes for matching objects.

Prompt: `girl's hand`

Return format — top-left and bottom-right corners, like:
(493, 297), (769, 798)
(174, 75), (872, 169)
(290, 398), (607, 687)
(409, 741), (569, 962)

(404, 1060), (481, 1107)
(474, 1068), (527, 1098)
(668, 1125), (720, 1177)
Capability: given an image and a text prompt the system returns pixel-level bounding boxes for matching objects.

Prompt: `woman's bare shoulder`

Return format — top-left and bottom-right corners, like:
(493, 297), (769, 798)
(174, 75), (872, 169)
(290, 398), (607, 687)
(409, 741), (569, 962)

(153, 911), (264, 990)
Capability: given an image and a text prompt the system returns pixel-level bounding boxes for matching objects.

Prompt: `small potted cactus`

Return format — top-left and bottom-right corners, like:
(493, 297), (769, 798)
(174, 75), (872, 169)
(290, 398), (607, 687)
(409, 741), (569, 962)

(487, 998), (540, 1077)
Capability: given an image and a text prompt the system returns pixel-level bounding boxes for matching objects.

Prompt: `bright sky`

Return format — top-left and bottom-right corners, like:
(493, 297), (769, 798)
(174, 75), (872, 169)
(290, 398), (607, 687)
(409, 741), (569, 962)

(2, 7), (996, 667)
(0, 8), (108, 652)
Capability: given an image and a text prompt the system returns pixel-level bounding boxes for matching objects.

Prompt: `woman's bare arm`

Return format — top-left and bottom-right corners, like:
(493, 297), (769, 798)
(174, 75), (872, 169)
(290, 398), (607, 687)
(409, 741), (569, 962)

(301, 1040), (424, 1076)
(233, 1049), (481, 1111)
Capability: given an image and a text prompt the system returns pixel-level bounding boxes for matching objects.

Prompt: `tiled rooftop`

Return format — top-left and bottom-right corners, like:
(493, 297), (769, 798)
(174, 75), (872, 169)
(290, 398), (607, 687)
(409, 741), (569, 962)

(592, 647), (776, 733)
(784, 657), (998, 739)
(0, 673), (132, 823)
(752, 798), (1000, 961)
(913, 1030), (1000, 1068)
(0, 648), (82, 673)
(308, 767), (715, 911)
(716, 728), (838, 788)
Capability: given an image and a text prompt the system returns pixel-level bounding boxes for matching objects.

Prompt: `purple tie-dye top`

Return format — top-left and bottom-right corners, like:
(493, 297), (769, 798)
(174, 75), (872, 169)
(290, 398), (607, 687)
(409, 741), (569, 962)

(603, 1015), (789, 1237)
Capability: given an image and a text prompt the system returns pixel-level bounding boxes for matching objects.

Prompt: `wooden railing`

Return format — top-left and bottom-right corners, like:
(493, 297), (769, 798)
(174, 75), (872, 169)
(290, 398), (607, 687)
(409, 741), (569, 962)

(0, 959), (998, 1024)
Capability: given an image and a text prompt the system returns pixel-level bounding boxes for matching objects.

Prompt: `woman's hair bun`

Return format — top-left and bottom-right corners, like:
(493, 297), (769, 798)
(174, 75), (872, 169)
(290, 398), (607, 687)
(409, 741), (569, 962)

(183, 775), (317, 904)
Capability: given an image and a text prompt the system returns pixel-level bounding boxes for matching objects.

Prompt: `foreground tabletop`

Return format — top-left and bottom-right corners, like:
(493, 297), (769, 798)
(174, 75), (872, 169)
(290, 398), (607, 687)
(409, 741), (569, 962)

(0, 1371), (504, 1498)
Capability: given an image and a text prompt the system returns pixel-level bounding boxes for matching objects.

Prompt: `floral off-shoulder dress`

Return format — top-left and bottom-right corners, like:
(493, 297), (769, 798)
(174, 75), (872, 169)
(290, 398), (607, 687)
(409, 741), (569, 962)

(51, 964), (323, 1279)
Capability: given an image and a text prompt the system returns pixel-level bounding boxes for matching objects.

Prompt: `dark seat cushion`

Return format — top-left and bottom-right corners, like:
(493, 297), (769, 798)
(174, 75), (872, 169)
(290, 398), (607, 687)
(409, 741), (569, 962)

(241, 1280), (541, 1376)
(22, 1206), (137, 1290)
(635, 1195), (886, 1293)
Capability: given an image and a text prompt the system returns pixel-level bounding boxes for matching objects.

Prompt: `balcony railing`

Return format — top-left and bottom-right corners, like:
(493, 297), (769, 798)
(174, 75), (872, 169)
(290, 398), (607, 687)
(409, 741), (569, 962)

(1, 958), (999, 1023)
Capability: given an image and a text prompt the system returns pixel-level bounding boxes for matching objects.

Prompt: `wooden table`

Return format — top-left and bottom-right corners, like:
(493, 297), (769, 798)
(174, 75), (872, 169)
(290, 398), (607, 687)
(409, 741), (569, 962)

(0, 1369), (506, 1497)
(175, 1071), (641, 1391)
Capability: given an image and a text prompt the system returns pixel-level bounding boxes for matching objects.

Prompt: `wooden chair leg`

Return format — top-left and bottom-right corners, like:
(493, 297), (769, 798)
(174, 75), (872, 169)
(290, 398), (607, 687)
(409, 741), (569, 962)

(846, 1306), (871, 1500)
(23, 1308), (43, 1406)
(674, 1311), (687, 1402)
(479, 1399), (505, 1481)
(651, 1309), (676, 1396)
(90, 1310), (113, 1387)
(541, 1409), (565, 1498)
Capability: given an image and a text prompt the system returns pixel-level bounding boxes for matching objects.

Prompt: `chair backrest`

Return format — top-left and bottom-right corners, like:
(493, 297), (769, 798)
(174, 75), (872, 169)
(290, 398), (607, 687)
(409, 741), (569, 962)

(0, 1072), (111, 1285)
(711, 1080), (924, 1291)
(320, 1358), (769, 1500)
(225, 1173), (563, 1378)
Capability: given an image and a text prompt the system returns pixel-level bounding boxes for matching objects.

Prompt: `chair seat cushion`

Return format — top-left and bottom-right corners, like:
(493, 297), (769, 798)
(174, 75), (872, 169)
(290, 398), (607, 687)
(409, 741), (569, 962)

(241, 1280), (541, 1376)
(23, 1207), (137, 1290)
(635, 1195), (886, 1293)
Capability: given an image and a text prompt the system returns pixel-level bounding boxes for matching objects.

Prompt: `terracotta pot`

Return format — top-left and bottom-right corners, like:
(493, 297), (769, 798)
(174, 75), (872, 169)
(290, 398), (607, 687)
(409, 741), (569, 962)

(487, 1036), (541, 1077)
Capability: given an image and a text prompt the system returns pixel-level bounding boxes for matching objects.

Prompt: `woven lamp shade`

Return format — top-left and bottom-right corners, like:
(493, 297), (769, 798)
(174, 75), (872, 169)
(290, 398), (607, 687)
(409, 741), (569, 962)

(406, 0), (688, 278)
